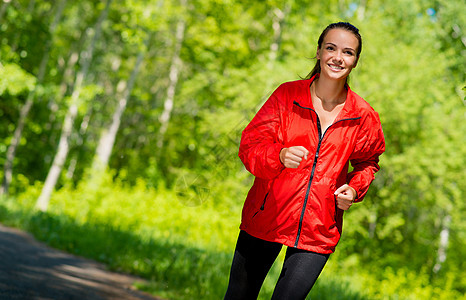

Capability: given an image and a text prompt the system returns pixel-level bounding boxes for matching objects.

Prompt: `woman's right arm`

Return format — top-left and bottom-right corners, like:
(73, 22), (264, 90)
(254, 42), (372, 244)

(238, 86), (286, 180)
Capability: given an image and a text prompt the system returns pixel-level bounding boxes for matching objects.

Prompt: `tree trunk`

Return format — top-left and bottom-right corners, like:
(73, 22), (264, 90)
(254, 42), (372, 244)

(93, 42), (146, 171)
(0, 0), (67, 196)
(268, 5), (289, 63)
(66, 111), (91, 180)
(36, 0), (112, 211)
(36, 104), (78, 211)
(157, 0), (187, 150)
(433, 213), (451, 273)
(0, 94), (33, 195)
(357, 0), (367, 21)
(261, 3), (290, 106)
(49, 50), (79, 129)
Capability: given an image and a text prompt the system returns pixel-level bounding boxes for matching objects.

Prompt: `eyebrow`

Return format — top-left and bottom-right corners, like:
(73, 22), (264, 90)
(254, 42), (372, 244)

(324, 42), (356, 51)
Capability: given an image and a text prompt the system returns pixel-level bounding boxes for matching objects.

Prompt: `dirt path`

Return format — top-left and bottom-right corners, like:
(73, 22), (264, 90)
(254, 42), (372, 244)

(0, 224), (162, 300)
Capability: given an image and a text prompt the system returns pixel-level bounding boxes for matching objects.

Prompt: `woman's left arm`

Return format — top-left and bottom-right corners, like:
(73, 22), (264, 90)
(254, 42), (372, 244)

(347, 111), (386, 203)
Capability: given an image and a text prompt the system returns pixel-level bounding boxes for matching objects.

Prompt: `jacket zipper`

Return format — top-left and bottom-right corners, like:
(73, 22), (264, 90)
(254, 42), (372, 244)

(260, 192), (269, 210)
(292, 101), (361, 248)
(253, 192), (269, 218)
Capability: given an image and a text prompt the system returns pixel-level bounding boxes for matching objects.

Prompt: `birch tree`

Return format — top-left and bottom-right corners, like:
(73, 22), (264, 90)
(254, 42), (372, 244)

(0, 0), (67, 195)
(433, 213), (451, 273)
(36, 0), (112, 211)
(264, 3), (291, 92)
(93, 38), (148, 172)
(157, 0), (187, 151)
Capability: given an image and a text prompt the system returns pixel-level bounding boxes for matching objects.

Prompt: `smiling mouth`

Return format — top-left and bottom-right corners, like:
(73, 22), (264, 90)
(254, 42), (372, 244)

(328, 64), (344, 71)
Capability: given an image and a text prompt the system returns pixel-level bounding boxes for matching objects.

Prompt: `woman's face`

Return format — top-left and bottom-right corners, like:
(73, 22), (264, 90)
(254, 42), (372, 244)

(316, 28), (359, 81)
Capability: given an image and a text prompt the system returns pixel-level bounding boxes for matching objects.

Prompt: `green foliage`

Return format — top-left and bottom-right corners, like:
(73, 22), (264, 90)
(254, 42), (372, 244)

(0, 0), (465, 298)
(3, 175), (238, 299)
(2, 175), (463, 299)
(357, 267), (465, 300)
(0, 63), (36, 95)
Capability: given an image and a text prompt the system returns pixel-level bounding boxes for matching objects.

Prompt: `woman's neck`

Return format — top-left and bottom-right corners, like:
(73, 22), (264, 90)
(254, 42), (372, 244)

(313, 76), (347, 105)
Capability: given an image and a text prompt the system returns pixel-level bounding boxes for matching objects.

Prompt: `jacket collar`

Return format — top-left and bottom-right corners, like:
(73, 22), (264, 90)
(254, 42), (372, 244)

(305, 75), (361, 120)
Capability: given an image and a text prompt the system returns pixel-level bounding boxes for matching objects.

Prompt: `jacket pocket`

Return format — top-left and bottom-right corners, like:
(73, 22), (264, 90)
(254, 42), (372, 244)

(253, 192), (269, 218)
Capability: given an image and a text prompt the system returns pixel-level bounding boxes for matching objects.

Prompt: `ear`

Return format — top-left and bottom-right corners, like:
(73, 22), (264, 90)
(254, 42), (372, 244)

(316, 47), (321, 60)
(352, 57), (359, 68)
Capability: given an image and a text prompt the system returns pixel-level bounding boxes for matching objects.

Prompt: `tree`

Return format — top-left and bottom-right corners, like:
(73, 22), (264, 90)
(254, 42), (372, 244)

(36, 0), (112, 211)
(157, 0), (187, 151)
(1, 0), (67, 196)
(93, 37), (148, 172)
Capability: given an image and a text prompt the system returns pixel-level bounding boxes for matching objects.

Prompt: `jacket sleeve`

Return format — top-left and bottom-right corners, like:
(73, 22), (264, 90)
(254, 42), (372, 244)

(238, 85), (286, 180)
(347, 110), (385, 202)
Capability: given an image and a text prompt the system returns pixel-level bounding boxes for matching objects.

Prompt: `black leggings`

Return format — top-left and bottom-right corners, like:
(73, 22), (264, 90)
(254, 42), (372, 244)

(224, 231), (329, 300)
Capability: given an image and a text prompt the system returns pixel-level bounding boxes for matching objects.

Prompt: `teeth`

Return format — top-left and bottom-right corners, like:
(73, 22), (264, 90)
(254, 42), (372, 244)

(329, 64), (343, 70)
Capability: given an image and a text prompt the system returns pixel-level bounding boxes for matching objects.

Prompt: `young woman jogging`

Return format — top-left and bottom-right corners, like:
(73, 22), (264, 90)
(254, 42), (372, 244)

(224, 22), (385, 299)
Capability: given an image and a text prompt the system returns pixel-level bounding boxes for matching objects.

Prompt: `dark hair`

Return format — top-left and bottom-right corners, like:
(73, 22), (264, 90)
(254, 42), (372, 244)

(304, 22), (362, 80)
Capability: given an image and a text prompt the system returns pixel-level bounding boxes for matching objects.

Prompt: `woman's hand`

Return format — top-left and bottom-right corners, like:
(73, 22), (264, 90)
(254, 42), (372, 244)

(279, 146), (309, 168)
(334, 184), (357, 210)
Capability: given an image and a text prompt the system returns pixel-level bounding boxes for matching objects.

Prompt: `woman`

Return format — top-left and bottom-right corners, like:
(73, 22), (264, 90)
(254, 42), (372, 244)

(224, 22), (385, 299)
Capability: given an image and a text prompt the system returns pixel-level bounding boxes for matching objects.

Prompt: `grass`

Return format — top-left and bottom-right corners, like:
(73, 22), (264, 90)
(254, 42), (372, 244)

(0, 198), (369, 299)
(0, 176), (463, 299)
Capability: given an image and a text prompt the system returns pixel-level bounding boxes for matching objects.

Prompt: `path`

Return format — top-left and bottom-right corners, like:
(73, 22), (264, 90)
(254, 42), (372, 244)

(0, 224), (162, 300)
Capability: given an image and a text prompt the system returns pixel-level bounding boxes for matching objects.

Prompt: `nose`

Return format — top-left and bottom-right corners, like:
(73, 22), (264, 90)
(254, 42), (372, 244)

(333, 51), (343, 63)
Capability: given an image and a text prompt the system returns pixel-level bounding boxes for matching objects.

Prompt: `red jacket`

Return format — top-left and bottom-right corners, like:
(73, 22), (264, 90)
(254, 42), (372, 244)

(238, 76), (385, 254)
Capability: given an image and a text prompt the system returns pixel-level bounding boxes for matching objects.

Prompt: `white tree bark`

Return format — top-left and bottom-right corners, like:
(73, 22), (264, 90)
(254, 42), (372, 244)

(48, 50), (79, 128)
(66, 112), (91, 180)
(157, 0), (187, 150)
(36, 104), (78, 211)
(433, 213), (451, 273)
(0, 0), (67, 196)
(268, 7), (287, 63)
(36, 0), (112, 211)
(357, 0), (367, 21)
(260, 3), (290, 107)
(93, 43), (146, 171)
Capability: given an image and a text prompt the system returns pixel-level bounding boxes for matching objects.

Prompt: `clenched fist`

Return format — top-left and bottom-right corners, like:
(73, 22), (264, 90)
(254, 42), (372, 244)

(334, 184), (357, 210)
(279, 146), (309, 168)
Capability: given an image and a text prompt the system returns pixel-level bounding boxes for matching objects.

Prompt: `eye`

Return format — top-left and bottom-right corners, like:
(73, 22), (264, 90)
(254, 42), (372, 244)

(345, 50), (355, 56)
(326, 46), (335, 51)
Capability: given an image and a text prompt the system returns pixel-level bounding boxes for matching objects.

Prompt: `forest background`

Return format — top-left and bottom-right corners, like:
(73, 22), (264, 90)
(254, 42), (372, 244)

(0, 0), (464, 299)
